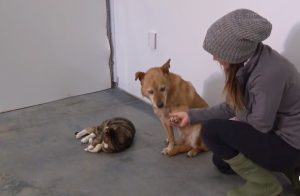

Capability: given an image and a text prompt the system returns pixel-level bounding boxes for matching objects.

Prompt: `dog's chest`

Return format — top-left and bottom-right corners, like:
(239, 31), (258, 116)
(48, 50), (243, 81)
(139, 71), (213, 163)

(153, 108), (170, 120)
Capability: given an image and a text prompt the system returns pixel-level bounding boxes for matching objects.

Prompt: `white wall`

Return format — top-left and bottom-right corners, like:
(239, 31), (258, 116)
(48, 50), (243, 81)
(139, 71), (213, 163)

(0, 0), (111, 112)
(111, 0), (300, 106)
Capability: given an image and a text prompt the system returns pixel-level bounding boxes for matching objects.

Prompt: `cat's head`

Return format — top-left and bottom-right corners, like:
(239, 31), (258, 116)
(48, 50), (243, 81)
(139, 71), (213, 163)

(101, 124), (126, 152)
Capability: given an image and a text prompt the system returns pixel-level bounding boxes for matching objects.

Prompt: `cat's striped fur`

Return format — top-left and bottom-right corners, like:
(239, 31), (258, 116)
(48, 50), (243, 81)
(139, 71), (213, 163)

(75, 117), (135, 153)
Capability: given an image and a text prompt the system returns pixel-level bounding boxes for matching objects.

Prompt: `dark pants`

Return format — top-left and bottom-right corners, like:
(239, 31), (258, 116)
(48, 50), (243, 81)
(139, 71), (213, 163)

(201, 119), (300, 174)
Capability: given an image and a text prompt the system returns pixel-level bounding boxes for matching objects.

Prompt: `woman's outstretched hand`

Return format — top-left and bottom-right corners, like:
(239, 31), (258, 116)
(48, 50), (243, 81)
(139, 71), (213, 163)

(169, 112), (190, 127)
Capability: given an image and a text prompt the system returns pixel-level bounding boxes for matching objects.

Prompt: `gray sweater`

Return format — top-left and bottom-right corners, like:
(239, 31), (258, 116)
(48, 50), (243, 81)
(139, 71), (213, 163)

(188, 43), (300, 150)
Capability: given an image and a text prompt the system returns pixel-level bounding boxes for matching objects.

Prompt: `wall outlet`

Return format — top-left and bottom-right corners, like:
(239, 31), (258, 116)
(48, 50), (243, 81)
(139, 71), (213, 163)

(148, 31), (157, 49)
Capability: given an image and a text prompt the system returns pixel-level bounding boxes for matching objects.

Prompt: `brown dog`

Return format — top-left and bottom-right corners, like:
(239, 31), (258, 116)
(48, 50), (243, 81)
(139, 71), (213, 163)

(135, 59), (209, 157)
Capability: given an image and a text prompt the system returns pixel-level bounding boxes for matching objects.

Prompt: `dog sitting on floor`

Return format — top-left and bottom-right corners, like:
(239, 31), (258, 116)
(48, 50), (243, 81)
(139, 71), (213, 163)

(135, 59), (209, 157)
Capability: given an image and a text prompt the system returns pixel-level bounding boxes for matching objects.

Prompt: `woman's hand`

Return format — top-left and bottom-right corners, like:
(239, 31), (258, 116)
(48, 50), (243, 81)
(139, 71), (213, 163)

(169, 112), (190, 127)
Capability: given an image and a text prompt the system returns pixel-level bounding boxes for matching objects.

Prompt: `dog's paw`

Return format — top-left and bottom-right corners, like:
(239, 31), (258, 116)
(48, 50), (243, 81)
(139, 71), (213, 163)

(161, 146), (174, 156)
(170, 116), (181, 127)
(161, 147), (169, 155)
(187, 150), (198, 158)
(187, 147), (207, 157)
(170, 116), (179, 124)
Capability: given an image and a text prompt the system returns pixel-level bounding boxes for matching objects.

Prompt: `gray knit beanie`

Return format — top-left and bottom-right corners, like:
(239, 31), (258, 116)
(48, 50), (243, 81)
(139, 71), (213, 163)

(203, 9), (272, 64)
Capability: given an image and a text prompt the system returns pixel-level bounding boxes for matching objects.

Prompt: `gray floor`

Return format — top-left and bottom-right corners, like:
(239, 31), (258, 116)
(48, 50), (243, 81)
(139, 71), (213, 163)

(0, 88), (296, 196)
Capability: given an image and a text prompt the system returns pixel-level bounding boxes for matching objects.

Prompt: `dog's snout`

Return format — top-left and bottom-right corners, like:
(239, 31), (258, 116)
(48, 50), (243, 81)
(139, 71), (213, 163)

(157, 102), (164, 108)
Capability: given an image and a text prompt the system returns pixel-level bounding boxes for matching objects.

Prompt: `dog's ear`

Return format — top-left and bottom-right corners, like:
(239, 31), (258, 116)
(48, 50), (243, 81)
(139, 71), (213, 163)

(161, 59), (171, 74)
(135, 71), (145, 81)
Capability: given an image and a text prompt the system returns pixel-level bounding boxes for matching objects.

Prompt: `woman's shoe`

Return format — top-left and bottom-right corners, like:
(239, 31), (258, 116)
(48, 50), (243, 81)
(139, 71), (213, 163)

(225, 153), (283, 196)
(283, 168), (300, 195)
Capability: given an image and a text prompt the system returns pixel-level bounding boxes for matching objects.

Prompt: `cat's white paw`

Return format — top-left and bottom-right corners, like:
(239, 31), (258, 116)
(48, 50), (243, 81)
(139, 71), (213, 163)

(103, 142), (108, 149)
(76, 129), (88, 139)
(81, 133), (96, 144)
(86, 144), (102, 153)
(81, 137), (89, 144)
(84, 145), (94, 151)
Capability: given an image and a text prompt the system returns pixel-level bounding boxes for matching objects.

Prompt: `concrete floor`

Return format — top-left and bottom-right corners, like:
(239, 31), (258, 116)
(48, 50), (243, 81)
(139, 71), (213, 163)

(0, 88), (296, 196)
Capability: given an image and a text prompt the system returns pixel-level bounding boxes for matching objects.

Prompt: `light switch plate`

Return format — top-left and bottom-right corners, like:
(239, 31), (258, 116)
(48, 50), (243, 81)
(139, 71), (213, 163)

(148, 31), (157, 49)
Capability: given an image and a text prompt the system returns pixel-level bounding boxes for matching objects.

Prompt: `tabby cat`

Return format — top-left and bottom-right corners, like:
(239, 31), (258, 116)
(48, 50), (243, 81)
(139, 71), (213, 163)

(75, 117), (135, 153)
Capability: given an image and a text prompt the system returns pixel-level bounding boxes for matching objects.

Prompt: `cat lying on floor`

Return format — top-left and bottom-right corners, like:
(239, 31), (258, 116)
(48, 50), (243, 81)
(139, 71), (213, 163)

(75, 117), (135, 153)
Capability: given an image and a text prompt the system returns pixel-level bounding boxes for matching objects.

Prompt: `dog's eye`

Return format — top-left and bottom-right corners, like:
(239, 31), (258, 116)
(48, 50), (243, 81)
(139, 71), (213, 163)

(148, 90), (154, 94)
(160, 87), (166, 92)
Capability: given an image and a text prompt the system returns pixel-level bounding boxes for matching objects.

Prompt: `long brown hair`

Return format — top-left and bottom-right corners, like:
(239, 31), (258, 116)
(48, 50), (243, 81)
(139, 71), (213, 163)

(223, 63), (245, 112)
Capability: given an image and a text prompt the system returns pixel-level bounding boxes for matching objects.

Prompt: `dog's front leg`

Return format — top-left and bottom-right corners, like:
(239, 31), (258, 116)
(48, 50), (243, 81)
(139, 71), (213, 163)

(161, 124), (176, 156)
(154, 108), (176, 155)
